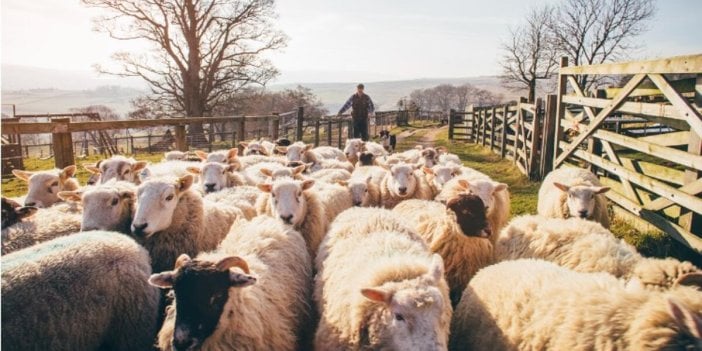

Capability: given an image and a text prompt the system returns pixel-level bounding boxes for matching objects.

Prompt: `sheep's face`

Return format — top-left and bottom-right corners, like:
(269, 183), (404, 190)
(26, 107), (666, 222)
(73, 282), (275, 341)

(149, 255), (256, 351)
(344, 139), (364, 159)
(92, 156), (147, 184)
(361, 255), (448, 350)
(14, 165), (76, 208)
(187, 163), (236, 193)
(281, 143), (312, 162)
(1, 197), (37, 229)
(132, 176), (193, 236)
(74, 182), (136, 233)
(207, 148), (238, 163)
(258, 179), (314, 226)
(165, 151), (186, 161)
(446, 194), (490, 238)
(455, 179), (508, 217)
(555, 183), (609, 219)
(387, 164), (418, 197)
(424, 165), (460, 192)
(345, 177), (372, 206)
(243, 142), (268, 156)
(358, 152), (376, 166)
(420, 148), (440, 168)
(260, 165), (304, 181)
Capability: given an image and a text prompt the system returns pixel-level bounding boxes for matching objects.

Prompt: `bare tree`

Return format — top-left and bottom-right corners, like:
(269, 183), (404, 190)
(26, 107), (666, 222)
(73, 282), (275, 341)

(432, 84), (457, 112)
(454, 84), (476, 112)
(82, 0), (287, 140)
(549, 0), (655, 89)
(500, 5), (559, 103)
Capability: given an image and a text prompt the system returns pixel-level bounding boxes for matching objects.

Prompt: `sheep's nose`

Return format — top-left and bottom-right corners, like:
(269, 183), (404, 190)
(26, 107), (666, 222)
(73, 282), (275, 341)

(482, 228), (492, 238)
(398, 187), (407, 194)
(173, 337), (197, 351)
(132, 223), (148, 236)
(353, 201), (362, 206)
(204, 183), (216, 192)
(280, 215), (293, 224)
(578, 210), (588, 218)
(25, 201), (36, 207)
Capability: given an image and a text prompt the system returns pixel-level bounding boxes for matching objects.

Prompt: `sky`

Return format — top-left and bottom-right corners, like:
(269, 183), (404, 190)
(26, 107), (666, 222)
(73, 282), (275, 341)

(1, 0), (701, 85)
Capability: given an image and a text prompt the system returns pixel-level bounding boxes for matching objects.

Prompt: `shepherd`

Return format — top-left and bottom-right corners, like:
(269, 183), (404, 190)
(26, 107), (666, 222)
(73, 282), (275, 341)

(337, 83), (375, 141)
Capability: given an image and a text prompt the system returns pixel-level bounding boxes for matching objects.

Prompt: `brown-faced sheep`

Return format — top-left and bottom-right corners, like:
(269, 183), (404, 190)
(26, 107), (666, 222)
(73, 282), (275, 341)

(450, 259), (702, 351)
(314, 207), (452, 350)
(150, 216), (312, 351)
(393, 197), (493, 306)
(379, 163), (433, 209)
(12, 165), (79, 208)
(538, 167), (611, 228)
(495, 215), (700, 290)
(2, 231), (160, 351)
(1, 197), (37, 230)
(85, 155), (148, 184)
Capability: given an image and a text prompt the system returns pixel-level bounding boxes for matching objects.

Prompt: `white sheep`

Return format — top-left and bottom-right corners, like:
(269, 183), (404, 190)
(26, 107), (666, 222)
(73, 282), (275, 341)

(379, 162), (433, 209)
(237, 154), (287, 170)
(149, 216), (312, 351)
(307, 168), (352, 184)
(240, 140), (273, 156)
(85, 155), (148, 184)
(343, 138), (365, 163)
(314, 207), (452, 350)
(538, 167), (611, 228)
(1, 231), (161, 351)
(339, 174), (382, 207)
(12, 165), (79, 208)
(495, 215), (700, 290)
(259, 164), (307, 182)
(438, 152), (461, 166)
(58, 180), (137, 234)
(185, 162), (246, 193)
(195, 147), (239, 164)
(393, 197), (493, 305)
(422, 163), (462, 196)
(255, 178), (327, 259)
(131, 174), (243, 273)
(164, 150), (186, 161)
(241, 161), (303, 184)
(450, 259), (702, 351)
(311, 182), (353, 223)
(436, 177), (510, 243)
(204, 185), (261, 207)
(1, 204), (82, 255)
(140, 160), (202, 182)
(308, 157), (355, 173)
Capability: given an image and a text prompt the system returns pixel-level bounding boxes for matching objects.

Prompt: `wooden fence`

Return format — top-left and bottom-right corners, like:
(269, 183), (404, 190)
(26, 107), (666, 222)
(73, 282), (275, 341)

(450, 54), (702, 253)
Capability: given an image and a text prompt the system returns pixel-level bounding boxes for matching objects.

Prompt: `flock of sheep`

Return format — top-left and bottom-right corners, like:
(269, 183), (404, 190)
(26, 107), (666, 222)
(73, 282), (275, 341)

(1, 136), (701, 351)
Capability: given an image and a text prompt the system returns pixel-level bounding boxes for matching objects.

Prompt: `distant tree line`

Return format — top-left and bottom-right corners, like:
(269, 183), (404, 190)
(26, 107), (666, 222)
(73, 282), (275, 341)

(399, 84), (504, 112)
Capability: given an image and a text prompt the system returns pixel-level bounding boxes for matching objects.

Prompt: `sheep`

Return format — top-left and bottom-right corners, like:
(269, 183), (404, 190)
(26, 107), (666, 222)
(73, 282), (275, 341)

(308, 168), (352, 184)
(58, 180), (137, 234)
(237, 154), (287, 169)
(12, 165), (79, 208)
(1, 197), (37, 230)
(85, 155), (148, 185)
(1, 204), (82, 255)
(423, 163), (462, 196)
(450, 259), (702, 351)
(364, 140), (389, 158)
(164, 150), (186, 161)
(259, 164), (307, 181)
(242, 162), (304, 184)
(419, 147), (441, 168)
(1, 231), (160, 351)
(538, 167), (611, 228)
(141, 160), (202, 182)
(312, 145), (348, 161)
(495, 215), (700, 290)
(355, 151), (378, 167)
(308, 156), (355, 173)
(436, 177), (510, 243)
(185, 162), (246, 193)
(393, 197), (493, 306)
(314, 207), (452, 350)
(255, 178), (327, 259)
(277, 141), (312, 162)
(379, 162), (433, 209)
(149, 216), (312, 351)
(195, 147), (239, 164)
(339, 175), (381, 207)
(131, 175), (243, 273)
(438, 152), (461, 166)
(312, 182), (354, 223)
(240, 140), (272, 156)
(343, 138), (364, 164)
(204, 185), (261, 207)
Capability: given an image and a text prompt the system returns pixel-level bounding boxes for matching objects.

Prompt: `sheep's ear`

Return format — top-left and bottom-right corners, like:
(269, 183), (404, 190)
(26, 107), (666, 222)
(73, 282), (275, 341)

(337, 180), (348, 187)
(260, 168), (273, 177)
(422, 166), (434, 175)
(292, 165), (306, 175)
(457, 179), (470, 190)
(239, 142), (249, 148)
(16, 206), (38, 219)
(133, 161), (148, 172)
(594, 186), (610, 194)
(276, 146), (288, 154)
(668, 299), (702, 339)
(361, 288), (391, 304)
(553, 182), (570, 192)
(305, 144), (314, 151)
(58, 191), (82, 202)
(227, 148), (238, 159)
(302, 179), (315, 190)
(84, 164), (101, 174)
(257, 183), (272, 193)
(225, 164), (238, 173)
(148, 272), (175, 289)
(194, 150), (208, 161)
(61, 165), (77, 178)
(186, 166), (202, 175)
(426, 254), (445, 283)
(12, 169), (32, 181)
(229, 272), (257, 288)
(674, 272), (702, 289)
(493, 183), (508, 193)
(177, 175), (194, 192)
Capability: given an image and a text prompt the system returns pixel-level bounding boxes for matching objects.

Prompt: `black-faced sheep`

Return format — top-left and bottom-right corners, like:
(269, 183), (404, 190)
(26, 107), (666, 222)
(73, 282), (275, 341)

(1, 197), (37, 230)
(538, 167), (611, 228)
(1, 204), (82, 255)
(12, 165), (79, 208)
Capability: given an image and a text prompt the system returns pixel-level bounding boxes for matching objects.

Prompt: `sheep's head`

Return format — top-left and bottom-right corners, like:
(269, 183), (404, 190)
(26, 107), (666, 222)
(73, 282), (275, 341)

(628, 293), (702, 350)
(132, 175), (194, 237)
(87, 156), (147, 184)
(453, 179), (508, 217)
(241, 141), (268, 156)
(278, 142), (312, 162)
(420, 148), (440, 168)
(360, 254), (449, 350)
(446, 194), (490, 238)
(340, 176), (373, 206)
(386, 163), (419, 197)
(344, 138), (364, 160)
(1, 197), (37, 229)
(149, 254), (256, 351)
(260, 164), (305, 181)
(358, 152), (376, 166)
(207, 148), (239, 163)
(423, 165), (460, 192)
(164, 151), (186, 161)
(187, 162), (237, 193)
(258, 179), (314, 226)
(13, 165), (77, 208)
(554, 182), (609, 219)
(632, 258), (701, 291)
(60, 180), (137, 233)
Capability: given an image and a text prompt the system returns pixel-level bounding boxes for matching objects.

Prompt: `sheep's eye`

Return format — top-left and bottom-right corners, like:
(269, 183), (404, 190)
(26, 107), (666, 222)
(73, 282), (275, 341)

(165, 195), (174, 201)
(451, 173), (456, 177)
(51, 181), (59, 187)
(271, 193), (276, 198)
(111, 198), (119, 206)
(124, 169), (130, 174)
(297, 191), (302, 197)
(394, 313), (405, 322)
(364, 189), (368, 193)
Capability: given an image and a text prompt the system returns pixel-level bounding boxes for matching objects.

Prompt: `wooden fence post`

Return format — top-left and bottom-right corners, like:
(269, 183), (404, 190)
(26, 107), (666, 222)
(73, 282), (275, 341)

(529, 98), (543, 179)
(238, 118), (246, 144)
(51, 117), (74, 169)
(337, 121), (343, 148)
(515, 107), (522, 166)
(327, 120), (333, 146)
(480, 109), (486, 146)
(175, 125), (187, 151)
(500, 105), (508, 158)
(314, 120), (321, 146)
(490, 106), (497, 151)
(540, 94), (558, 178)
(271, 116), (280, 140)
(347, 120), (353, 139)
(448, 109), (455, 140)
(553, 57), (568, 168)
(296, 106), (304, 141)
(680, 74), (702, 234)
